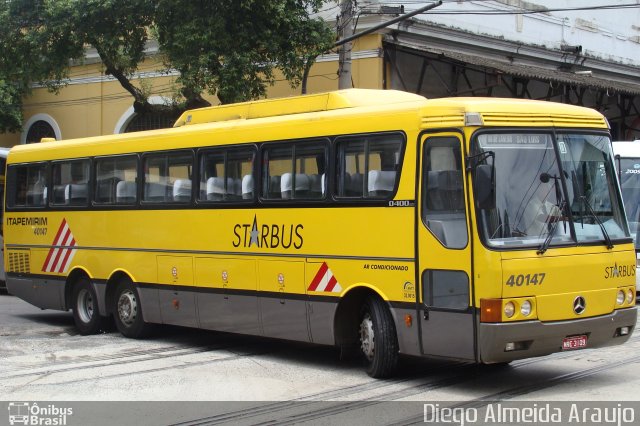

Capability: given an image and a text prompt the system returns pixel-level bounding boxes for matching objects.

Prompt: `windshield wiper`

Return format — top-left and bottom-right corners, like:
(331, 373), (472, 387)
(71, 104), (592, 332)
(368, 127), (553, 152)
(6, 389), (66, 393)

(537, 200), (566, 255)
(580, 195), (614, 249)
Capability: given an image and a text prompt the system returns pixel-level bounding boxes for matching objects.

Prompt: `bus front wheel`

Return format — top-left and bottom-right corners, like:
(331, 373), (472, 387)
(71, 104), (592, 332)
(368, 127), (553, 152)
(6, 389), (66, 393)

(72, 277), (106, 335)
(113, 278), (151, 338)
(359, 296), (399, 378)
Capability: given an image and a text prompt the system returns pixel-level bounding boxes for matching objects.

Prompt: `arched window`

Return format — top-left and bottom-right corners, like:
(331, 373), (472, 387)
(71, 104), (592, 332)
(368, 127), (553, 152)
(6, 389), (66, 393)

(114, 96), (179, 134)
(124, 111), (181, 133)
(25, 120), (56, 144)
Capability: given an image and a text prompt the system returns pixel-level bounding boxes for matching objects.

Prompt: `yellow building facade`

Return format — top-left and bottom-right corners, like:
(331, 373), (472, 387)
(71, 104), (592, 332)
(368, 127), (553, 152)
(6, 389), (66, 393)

(0, 35), (385, 148)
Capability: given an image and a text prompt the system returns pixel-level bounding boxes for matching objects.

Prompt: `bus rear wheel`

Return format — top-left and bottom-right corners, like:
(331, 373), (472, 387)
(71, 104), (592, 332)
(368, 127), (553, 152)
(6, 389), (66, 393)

(72, 277), (106, 335)
(359, 296), (398, 378)
(113, 278), (152, 338)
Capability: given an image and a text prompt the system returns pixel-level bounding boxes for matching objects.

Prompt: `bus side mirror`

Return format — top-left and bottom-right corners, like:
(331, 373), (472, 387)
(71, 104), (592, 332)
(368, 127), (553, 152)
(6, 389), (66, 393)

(474, 164), (495, 210)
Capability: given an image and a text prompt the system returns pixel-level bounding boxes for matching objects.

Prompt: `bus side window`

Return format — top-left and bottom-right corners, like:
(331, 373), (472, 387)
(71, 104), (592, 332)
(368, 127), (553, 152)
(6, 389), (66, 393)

(422, 137), (468, 249)
(143, 152), (192, 203)
(51, 160), (90, 206)
(198, 147), (254, 202)
(335, 133), (403, 199)
(95, 155), (138, 205)
(262, 140), (327, 201)
(8, 163), (47, 208)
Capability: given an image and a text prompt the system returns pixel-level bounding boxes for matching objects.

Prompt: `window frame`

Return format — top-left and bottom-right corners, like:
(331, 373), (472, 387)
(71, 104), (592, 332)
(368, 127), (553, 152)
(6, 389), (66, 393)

(6, 162), (49, 210)
(196, 145), (257, 204)
(333, 132), (405, 202)
(140, 150), (194, 205)
(420, 134), (469, 249)
(92, 154), (140, 207)
(259, 138), (330, 203)
(49, 158), (92, 208)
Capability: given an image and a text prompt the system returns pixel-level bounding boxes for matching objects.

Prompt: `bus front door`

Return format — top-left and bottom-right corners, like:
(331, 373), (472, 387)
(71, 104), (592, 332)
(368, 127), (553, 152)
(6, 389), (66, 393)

(417, 133), (476, 360)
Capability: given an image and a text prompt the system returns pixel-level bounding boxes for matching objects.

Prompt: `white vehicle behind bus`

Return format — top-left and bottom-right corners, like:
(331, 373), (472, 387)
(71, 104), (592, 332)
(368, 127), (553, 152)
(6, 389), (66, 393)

(613, 140), (640, 297)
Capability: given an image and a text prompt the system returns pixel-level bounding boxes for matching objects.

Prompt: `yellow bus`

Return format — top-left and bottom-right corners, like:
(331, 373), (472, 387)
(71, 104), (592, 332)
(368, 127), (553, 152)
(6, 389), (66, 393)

(4, 89), (637, 377)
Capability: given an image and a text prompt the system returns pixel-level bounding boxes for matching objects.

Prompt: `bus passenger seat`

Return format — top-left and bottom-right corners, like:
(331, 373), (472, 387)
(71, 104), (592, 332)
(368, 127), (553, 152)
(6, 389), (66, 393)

(116, 181), (136, 204)
(145, 182), (168, 202)
(307, 174), (322, 198)
(173, 179), (192, 202)
(206, 177), (236, 200)
(27, 179), (46, 206)
(96, 177), (119, 203)
(266, 175), (281, 198)
(281, 173), (310, 199)
(53, 185), (66, 204)
(206, 177), (224, 200)
(242, 174), (254, 199)
(367, 170), (396, 196)
(65, 183), (88, 204)
(346, 173), (363, 196)
(233, 178), (242, 197)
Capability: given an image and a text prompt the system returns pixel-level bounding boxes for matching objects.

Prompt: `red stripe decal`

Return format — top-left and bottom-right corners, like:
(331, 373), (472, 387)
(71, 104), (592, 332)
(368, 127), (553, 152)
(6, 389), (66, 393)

(50, 228), (72, 271)
(308, 262), (328, 291)
(57, 238), (76, 273)
(324, 275), (338, 293)
(42, 219), (68, 271)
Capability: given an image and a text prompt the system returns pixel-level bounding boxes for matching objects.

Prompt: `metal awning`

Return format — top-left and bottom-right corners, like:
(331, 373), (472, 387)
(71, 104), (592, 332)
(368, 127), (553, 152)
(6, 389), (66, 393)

(385, 40), (640, 96)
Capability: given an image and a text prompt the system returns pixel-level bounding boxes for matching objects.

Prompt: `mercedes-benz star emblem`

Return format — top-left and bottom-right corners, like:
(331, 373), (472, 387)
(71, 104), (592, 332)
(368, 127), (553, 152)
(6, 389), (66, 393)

(573, 296), (586, 315)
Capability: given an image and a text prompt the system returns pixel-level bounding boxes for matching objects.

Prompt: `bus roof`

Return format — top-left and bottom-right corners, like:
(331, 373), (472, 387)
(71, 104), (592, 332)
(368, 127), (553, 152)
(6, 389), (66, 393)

(7, 89), (609, 163)
(418, 97), (607, 128)
(173, 89), (426, 127)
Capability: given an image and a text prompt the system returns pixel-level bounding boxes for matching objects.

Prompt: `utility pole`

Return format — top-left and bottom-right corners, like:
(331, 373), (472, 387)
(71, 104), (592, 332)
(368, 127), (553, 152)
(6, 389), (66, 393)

(302, 1), (442, 93)
(338, 0), (354, 89)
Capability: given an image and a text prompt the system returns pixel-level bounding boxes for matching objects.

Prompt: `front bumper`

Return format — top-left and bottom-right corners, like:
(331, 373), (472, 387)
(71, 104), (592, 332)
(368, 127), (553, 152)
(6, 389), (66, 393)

(478, 307), (637, 363)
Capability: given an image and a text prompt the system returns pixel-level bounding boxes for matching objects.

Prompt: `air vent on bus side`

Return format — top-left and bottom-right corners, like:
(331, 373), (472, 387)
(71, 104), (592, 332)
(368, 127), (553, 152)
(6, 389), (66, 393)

(7, 250), (31, 274)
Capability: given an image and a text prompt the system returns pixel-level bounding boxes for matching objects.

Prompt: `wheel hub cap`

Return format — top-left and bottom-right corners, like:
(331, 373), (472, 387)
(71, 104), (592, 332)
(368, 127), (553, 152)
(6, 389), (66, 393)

(117, 291), (137, 326)
(359, 313), (375, 361)
(77, 289), (94, 324)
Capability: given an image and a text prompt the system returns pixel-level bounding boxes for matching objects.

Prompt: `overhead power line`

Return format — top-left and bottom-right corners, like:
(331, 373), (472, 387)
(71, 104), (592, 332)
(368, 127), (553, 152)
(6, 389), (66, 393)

(372, 2), (640, 15)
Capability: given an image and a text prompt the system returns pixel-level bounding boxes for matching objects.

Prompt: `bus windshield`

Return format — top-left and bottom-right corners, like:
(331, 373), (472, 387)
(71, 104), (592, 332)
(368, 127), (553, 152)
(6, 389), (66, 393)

(475, 132), (629, 249)
(619, 157), (640, 250)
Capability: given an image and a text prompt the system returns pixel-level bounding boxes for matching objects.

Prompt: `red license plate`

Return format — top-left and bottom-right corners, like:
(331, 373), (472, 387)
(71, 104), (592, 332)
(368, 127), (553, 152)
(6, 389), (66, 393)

(562, 335), (588, 350)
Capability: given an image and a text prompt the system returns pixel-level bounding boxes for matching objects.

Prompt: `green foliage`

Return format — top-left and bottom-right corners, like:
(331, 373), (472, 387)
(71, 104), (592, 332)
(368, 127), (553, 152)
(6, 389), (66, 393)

(154, 0), (334, 104)
(0, 0), (335, 132)
(0, 0), (51, 132)
(0, 0), (157, 130)
(40, 0), (156, 107)
(0, 80), (23, 133)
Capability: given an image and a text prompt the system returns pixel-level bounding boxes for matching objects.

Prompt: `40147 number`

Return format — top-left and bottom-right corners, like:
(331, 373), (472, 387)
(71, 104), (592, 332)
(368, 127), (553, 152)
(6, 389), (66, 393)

(505, 273), (545, 287)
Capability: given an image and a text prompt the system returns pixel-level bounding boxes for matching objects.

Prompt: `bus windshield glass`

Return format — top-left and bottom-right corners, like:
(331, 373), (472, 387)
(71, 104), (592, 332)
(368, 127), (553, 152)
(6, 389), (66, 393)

(475, 132), (629, 249)
(619, 157), (640, 250)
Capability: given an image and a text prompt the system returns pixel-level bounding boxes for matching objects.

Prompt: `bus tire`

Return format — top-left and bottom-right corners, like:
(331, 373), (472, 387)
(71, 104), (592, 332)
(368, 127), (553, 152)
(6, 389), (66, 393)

(72, 277), (106, 335)
(359, 295), (399, 378)
(113, 278), (152, 339)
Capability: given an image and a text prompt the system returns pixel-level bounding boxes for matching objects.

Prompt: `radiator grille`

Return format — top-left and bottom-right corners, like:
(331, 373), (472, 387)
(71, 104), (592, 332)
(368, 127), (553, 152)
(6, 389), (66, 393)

(7, 250), (31, 274)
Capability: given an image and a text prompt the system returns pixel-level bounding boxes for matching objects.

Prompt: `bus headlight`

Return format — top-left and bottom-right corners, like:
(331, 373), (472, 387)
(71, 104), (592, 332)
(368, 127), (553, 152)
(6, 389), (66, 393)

(626, 289), (634, 305)
(520, 300), (532, 316)
(504, 301), (515, 318)
(616, 290), (625, 305)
